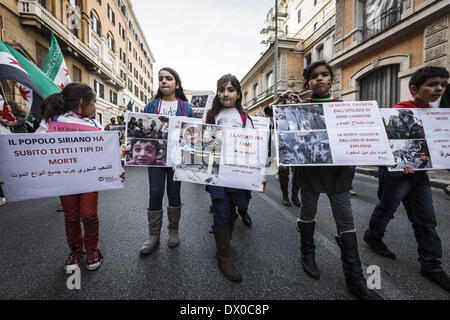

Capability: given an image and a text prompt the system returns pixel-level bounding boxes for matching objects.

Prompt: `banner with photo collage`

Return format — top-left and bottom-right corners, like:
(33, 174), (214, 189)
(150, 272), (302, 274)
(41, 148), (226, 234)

(173, 119), (269, 192)
(273, 101), (395, 166)
(380, 108), (450, 171)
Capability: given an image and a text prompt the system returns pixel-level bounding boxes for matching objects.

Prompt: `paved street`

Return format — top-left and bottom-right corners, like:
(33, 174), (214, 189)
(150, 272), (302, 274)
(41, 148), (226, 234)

(1, 167), (450, 300)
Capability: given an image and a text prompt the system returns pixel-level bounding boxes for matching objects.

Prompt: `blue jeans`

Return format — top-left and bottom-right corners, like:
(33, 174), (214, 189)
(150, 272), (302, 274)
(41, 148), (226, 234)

(209, 187), (249, 228)
(148, 167), (181, 211)
(364, 169), (442, 272)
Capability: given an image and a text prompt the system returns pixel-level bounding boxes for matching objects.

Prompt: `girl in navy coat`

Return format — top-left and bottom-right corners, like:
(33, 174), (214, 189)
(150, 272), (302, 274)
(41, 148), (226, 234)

(140, 67), (193, 255)
(206, 74), (265, 282)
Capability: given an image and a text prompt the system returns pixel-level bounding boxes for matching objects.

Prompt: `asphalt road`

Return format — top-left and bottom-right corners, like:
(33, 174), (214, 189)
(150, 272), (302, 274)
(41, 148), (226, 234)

(1, 167), (449, 300)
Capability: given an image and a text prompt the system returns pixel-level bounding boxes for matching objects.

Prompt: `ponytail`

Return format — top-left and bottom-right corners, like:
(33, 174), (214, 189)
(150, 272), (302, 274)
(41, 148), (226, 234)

(40, 82), (96, 121)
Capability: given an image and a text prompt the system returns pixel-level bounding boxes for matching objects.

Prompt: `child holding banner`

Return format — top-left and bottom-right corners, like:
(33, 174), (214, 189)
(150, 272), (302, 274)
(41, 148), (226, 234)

(205, 74), (262, 282)
(363, 66), (450, 292)
(294, 61), (382, 300)
(36, 82), (124, 271)
(140, 67), (193, 255)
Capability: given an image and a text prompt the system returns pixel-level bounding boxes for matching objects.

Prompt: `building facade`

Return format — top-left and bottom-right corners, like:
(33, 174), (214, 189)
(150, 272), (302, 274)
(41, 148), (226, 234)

(242, 0), (336, 115)
(330, 0), (450, 107)
(0, 0), (155, 126)
(243, 0), (450, 114)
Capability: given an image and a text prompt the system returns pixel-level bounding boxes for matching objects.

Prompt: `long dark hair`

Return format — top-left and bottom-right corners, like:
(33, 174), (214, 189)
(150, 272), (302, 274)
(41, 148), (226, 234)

(40, 82), (96, 121)
(154, 67), (188, 101)
(206, 74), (246, 125)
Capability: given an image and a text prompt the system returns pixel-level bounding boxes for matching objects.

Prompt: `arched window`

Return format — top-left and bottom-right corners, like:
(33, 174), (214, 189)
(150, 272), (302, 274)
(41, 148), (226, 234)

(265, 70), (274, 96)
(360, 64), (400, 108)
(253, 83), (259, 104)
(107, 33), (115, 52)
(91, 11), (101, 36)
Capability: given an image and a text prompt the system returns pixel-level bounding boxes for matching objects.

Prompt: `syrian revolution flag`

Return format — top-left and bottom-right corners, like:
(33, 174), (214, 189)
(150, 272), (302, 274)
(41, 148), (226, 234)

(42, 33), (71, 89)
(0, 40), (60, 116)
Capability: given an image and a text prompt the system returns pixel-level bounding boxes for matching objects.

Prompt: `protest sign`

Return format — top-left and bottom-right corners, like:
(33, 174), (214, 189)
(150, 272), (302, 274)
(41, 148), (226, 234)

(125, 112), (169, 167)
(273, 101), (395, 166)
(380, 108), (450, 171)
(108, 124), (126, 144)
(0, 131), (122, 202)
(173, 120), (268, 191)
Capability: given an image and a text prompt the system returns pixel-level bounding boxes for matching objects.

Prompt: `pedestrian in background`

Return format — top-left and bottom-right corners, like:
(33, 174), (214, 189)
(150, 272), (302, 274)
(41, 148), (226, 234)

(265, 91), (302, 207)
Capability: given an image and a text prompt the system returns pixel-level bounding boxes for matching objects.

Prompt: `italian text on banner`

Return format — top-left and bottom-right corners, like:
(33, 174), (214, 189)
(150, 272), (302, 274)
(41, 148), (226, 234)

(273, 101), (395, 166)
(380, 108), (450, 171)
(173, 120), (269, 191)
(0, 131), (123, 202)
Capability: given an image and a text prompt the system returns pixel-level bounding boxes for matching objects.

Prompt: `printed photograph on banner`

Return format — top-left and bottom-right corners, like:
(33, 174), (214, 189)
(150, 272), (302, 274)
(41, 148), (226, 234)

(126, 113), (169, 140)
(190, 95), (209, 108)
(278, 131), (332, 165)
(390, 139), (432, 170)
(382, 109), (425, 140)
(274, 104), (327, 131)
(174, 122), (222, 185)
(125, 138), (167, 167)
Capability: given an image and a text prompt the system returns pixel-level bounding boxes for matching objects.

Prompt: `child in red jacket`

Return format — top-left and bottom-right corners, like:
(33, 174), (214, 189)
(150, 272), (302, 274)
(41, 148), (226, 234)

(364, 66), (450, 292)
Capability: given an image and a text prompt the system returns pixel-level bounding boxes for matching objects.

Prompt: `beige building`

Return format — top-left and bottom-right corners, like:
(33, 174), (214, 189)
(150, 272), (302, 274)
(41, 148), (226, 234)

(330, 0), (450, 107)
(0, 0), (155, 126)
(241, 0), (336, 115)
(243, 0), (450, 113)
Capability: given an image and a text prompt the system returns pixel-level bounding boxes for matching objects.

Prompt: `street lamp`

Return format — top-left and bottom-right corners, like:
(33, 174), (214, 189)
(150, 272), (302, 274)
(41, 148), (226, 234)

(274, 0), (278, 101)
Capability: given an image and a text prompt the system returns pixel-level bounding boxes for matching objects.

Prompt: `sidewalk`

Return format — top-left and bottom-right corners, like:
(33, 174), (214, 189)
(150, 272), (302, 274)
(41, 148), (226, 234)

(356, 167), (450, 195)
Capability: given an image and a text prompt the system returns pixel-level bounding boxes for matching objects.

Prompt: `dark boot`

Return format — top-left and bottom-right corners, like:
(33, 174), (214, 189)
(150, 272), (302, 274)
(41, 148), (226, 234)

(281, 185), (291, 207)
(229, 214), (238, 240)
(214, 226), (242, 282)
(363, 235), (396, 259)
(297, 220), (320, 279)
(421, 269), (450, 292)
(336, 232), (384, 300)
(292, 185), (301, 207)
(238, 209), (252, 227)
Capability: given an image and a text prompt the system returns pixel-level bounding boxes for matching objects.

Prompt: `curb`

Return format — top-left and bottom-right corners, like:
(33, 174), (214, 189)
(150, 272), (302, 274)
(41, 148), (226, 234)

(356, 167), (450, 194)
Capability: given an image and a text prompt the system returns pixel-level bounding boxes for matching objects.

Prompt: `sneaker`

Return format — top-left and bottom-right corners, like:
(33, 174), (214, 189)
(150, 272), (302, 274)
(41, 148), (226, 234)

(0, 197), (6, 206)
(350, 190), (357, 196)
(421, 269), (450, 292)
(86, 248), (103, 271)
(64, 249), (84, 271)
(363, 236), (396, 259)
(56, 203), (64, 212)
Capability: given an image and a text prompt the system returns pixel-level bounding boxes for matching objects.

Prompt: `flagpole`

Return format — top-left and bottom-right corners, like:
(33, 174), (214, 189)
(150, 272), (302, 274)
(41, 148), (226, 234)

(0, 80), (9, 105)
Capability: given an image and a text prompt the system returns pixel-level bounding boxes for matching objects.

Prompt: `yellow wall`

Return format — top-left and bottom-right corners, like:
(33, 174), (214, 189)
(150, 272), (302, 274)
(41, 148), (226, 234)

(341, 31), (424, 90)
(414, 0), (426, 7)
(343, 0), (353, 40)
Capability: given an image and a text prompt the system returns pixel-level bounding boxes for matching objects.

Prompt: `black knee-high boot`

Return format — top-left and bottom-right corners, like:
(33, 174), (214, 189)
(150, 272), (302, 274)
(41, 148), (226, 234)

(335, 232), (383, 300)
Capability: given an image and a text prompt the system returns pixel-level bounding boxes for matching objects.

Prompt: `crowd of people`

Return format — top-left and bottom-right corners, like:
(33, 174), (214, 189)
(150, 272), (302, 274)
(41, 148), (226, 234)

(0, 62), (449, 300)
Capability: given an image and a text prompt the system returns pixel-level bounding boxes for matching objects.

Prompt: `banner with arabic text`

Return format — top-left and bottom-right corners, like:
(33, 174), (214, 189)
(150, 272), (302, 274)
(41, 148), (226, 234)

(380, 108), (450, 171)
(0, 131), (122, 201)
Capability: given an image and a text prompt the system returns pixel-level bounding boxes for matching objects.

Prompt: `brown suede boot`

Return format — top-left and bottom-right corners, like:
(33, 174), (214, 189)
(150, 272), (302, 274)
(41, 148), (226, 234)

(140, 209), (163, 255)
(229, 214), (237, 240)
(167, 206), (181, 248)
(214, 226), (242, 282)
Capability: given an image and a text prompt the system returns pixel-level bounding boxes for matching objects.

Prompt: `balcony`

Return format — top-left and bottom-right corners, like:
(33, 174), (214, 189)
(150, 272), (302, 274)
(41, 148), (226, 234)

(362, 2), (403, 42)
(17, 0), (125, 90)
